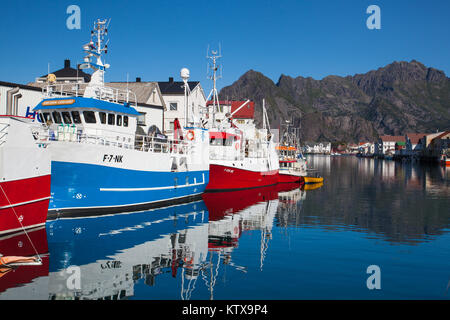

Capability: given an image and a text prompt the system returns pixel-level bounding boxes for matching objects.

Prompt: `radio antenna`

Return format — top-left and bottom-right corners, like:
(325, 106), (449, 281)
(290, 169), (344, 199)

(206, 45), (222, 127)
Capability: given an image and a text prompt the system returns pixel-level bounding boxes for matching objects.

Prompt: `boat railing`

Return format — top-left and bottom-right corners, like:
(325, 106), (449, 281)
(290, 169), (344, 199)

(32, 125), (189, 155)
(42, 84), (138, 106)
(134, 134), (189, 155)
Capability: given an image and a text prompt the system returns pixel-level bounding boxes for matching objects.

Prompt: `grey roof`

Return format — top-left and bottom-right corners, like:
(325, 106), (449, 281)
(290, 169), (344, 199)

(107, 82), (160, 105)
(158, 80), (199, 95)
(0, 80), (42, 92)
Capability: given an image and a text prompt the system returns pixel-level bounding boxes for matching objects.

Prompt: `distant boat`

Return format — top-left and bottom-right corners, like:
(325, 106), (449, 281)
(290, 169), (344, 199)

(276, 121), (307, 183)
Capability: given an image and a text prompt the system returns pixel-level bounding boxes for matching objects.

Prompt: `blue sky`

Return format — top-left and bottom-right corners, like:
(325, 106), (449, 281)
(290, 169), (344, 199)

(1, 0), (449, 94)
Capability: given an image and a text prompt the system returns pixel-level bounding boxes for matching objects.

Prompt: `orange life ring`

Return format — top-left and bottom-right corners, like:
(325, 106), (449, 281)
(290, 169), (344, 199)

(186, 130), (195, 141)
(235, 142), (240, 150)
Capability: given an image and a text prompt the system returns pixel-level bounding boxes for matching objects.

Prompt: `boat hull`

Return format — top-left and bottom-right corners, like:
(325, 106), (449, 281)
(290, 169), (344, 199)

(49, 160), (209, 216)
(0, 175), (50, 235)
(278, 171), (304, 183)
(205, 164), (278, 191)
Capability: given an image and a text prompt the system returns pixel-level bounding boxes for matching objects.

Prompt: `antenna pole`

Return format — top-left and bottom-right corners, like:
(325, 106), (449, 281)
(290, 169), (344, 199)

(206, 47), (222, 128)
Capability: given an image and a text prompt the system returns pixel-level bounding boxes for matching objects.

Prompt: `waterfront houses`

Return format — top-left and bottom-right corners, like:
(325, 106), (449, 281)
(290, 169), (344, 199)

(420, 131), (450, 161)
(375, 135), (406, 157)
(359, 131), (450, 163)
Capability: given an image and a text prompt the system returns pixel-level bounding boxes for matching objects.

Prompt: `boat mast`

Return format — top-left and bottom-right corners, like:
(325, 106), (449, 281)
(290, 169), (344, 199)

(206, 46), (222, 128)
(81, 18), (111, 99)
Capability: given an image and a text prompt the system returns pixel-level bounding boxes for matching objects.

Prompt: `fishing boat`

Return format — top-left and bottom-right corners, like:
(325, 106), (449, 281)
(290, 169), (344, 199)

(31, 19), (209, 215)
(276, 122), (307, 183)
(0, 115), (51, 235)
(203, 50), (279, 191)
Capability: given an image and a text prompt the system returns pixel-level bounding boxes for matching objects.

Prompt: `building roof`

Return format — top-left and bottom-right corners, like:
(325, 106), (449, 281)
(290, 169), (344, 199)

(158, 77), (199, 95)
(107, 81), (161, 105)
(380, 135), (405, 143)
(39, 59), (91, 82)
(206, 100), (255, 119)
(432, 131), (450, 141)
(406, 133), (428, 145)
(0, 80), (42, 92)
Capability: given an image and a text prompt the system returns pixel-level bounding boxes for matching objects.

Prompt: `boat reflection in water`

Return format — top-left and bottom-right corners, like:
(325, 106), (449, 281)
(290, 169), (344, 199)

(201, 183), (302, 299)
(47, 200), (210, 300)
(0, 227), (49, 299)
(0, 182), (311, 300)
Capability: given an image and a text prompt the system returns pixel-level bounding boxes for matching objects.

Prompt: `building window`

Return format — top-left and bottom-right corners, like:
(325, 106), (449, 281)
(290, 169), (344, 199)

(137, 113), (146, 125)
(71, 111), (82, 124)
(99, 112), (106, 124)
(108, 113), (115, 125)
(83, 111), (96, 124)
(170, 102), (177, 111)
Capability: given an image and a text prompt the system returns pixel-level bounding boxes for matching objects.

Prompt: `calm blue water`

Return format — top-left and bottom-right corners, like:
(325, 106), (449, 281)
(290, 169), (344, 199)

(1, 155), (449, 300)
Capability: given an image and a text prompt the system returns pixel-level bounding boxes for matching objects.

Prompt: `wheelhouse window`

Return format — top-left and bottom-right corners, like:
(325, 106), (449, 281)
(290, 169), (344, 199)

(61, 112), (72, 124)
(108, 113), (115, 125)
(170, 103), (177, 111)
(71, 111), (82, 124)
(209, 137), (234, 146)
(41, 112), (51, 123)
(52, 111), (62, 124)
(117, 115), (122, 126)
(83, 111), (96, 124)
(124, 116), (129, 127)
(99, 112), (106, 124)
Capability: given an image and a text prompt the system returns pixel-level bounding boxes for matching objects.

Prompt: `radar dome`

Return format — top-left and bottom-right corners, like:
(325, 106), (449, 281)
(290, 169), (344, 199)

(180, 68), (190, 80)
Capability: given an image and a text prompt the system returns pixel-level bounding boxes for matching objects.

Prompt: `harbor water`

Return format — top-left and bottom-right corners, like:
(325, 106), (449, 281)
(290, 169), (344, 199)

(1, 155), (449, 300)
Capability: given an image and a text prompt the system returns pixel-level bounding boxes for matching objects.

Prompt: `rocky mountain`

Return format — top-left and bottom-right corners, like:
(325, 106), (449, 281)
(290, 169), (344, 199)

(219, 60), (450, 143)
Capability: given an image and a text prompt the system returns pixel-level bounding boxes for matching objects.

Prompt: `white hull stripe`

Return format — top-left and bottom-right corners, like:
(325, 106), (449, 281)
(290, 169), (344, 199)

(99, 174), (206, 192)
(0, 196), (51, 210)
(0, 223), (46, 236)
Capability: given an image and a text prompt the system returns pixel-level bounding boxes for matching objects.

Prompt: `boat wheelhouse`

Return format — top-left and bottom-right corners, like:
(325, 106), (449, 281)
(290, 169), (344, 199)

(32, 19), (209, 215)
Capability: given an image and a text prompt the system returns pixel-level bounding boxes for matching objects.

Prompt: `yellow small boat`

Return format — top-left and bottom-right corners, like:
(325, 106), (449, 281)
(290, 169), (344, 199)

(303, 182), (324, 191)
(303, 176), (324, 184)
